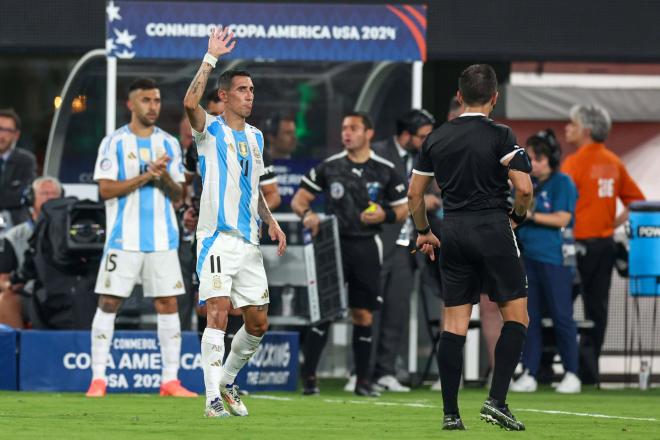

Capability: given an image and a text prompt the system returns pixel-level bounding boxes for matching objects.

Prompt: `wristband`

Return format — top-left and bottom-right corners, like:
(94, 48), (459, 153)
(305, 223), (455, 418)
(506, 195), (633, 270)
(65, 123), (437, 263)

(509, 210), (527, 224)
(383, 207), (396, 224)
(416, 224), (431, 234)
(203, 53), (218, 68)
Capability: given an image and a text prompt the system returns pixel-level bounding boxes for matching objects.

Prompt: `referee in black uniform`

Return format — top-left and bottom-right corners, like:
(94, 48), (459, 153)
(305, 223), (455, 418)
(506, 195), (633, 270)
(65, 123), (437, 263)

(292, 111), (408, 397)
(409, 65), (533, 431)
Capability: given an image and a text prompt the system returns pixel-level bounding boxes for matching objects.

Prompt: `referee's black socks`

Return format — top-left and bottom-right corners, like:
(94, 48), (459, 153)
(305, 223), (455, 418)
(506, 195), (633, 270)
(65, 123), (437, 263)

(301, 321), (330, 379)
(490, 321), (527, 406)
(353, 324), (373, 383)
(438, 331), (466, 416)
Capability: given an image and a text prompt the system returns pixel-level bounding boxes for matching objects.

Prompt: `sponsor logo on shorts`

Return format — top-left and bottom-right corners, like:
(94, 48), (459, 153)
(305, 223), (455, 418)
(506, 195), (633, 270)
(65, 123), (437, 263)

(261, 289), (269, 300)
(212, 276), (222, 290)
(174, 280), (183, 289)
(105, 277), (111, 288)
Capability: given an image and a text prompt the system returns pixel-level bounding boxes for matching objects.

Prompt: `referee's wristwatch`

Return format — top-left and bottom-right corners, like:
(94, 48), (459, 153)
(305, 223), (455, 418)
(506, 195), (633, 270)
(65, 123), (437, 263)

(416, 224), (432, 234)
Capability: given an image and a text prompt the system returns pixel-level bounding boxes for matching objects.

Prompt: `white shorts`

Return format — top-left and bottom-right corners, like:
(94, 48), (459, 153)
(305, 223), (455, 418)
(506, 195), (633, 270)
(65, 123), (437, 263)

(94, 249), (185, 298)
(197, 231), (269, 308)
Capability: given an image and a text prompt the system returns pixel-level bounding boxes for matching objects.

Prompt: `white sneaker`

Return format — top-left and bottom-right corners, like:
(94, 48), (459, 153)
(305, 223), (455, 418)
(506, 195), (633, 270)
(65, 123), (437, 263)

(556, 372), (581, 394)
(204, 397), (230, 418)
(430, 378), (442, 391)
(343, 375), (356, 392)
(221, 384), (249, 416)
(510, 370), (537, 392)
(375, 375), (410, 392)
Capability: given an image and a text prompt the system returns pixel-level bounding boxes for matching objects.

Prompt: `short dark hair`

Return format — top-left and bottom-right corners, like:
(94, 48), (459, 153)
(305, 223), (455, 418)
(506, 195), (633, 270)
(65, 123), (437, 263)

(217, 70), (252, 91)
(0, 108), (21, 131)
(206, 88), (221, 103)
(458, 64), (498, 106)
(343, 111), (373, 131)
(396, 109), (435, 136)
(128, 78), (158, 95)
(264, 113), (296, 137)
(448, 96), (462, 113)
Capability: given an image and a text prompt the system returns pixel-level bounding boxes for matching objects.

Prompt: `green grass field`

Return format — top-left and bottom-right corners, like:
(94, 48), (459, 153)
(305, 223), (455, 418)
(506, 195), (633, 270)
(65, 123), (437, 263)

(1, 381), (658, 439)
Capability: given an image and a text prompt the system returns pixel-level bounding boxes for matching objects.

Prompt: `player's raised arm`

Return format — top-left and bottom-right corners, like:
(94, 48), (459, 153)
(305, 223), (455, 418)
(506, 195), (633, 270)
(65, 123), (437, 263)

(183, 26), (236, 132)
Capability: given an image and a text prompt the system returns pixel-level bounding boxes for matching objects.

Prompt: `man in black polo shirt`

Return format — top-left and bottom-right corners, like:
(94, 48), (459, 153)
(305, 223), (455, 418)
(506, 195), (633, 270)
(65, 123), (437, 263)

(292, 111), (408, 397)
(408, 64), (533, 431)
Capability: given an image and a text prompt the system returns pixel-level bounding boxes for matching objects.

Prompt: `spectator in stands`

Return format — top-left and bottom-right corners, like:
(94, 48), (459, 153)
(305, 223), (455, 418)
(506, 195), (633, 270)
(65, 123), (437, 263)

(510, 129), (580, 394)
(561, 104), (645, 384)
(0, 109), (37, 232)
(0, 176), (62, 328)
(370, 109), (435, 392)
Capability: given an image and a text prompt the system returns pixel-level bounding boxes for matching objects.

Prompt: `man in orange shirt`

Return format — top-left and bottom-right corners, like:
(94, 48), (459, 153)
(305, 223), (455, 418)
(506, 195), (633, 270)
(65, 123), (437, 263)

(561, 104), (645, 384)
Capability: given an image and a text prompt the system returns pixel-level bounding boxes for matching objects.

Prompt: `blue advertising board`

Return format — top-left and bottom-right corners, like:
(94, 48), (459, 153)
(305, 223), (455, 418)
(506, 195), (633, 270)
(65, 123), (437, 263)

(0, 326), (18, 390)
(19, 330), (298, 393)
(105, 1), (427, 61)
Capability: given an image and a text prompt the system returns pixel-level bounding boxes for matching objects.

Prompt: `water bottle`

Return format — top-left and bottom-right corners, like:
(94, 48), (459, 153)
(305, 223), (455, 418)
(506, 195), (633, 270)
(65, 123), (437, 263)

(281, 286), (295, 317)
(639, 360), (650, 391)
(561, 227), (577, 267)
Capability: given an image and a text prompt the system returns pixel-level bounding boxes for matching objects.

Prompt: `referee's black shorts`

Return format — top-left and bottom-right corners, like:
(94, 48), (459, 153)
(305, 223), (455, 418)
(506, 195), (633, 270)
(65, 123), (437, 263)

(439, 210), (527, 307)
(340, 236), (383, 310)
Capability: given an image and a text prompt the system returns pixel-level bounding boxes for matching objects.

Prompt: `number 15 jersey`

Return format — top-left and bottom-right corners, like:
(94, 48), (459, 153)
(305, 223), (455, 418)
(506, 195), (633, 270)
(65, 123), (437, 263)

(193, 113), (266, 245)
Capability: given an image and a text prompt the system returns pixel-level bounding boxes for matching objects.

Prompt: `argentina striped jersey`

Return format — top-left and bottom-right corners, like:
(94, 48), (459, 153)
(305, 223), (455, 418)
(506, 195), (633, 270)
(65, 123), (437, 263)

(93, 125), (185, 252)
(192, 113), (266, 246)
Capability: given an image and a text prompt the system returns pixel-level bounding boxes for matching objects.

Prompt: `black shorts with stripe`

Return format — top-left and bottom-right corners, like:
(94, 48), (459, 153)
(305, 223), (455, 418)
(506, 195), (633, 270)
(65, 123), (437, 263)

(439, 210), (527, 307)
(340, 236), (383, 310)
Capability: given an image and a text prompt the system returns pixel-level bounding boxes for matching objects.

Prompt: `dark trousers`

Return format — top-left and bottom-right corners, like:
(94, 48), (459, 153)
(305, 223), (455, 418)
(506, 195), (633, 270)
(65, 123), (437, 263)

(373, 246), (414, 378)
(522, 258), (578, 376)
(576, 237), (616, 382)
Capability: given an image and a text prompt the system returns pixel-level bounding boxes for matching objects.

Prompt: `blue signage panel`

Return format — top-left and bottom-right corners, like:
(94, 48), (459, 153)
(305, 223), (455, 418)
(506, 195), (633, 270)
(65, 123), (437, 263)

(19, 330), (298, 393)
(0, 326), (18, 390)
(106, 1), (426, 61)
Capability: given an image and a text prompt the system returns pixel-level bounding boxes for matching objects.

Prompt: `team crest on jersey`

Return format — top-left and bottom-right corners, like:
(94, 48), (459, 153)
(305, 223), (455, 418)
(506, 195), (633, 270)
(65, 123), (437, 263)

(252, 145), (262, 160)
(330, 182), (345, 199)
(139, 149), (151, 162)
(212, 276), (222, 290)
(238, 142), (249, 157)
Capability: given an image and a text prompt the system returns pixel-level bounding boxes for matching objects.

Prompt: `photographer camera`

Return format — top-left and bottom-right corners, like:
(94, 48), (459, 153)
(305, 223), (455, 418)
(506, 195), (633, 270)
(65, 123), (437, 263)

(0, 176), (62, 328)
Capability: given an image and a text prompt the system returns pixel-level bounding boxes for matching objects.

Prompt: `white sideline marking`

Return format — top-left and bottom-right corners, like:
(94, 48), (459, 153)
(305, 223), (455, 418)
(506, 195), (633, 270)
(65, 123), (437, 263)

(518, 408), (658, 422)
(251, 395), (657, 422)
(251, 395), (293, 401)
(323, 399), (436, 409)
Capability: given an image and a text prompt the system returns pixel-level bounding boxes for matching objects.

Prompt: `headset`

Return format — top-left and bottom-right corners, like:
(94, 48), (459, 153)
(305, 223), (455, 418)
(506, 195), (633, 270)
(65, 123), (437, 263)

(21, 176), (65, 208)
(529, 128), (562, 169)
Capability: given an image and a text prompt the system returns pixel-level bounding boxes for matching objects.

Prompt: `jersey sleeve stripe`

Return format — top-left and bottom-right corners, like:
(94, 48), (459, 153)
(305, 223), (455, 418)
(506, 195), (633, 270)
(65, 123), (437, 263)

(259, 177), (278, 186)
(370, 151), (396, 168)
(499, 146), (521, 164)
(389, 197), (408, 206)
(301, 175), (322, 191)
(412, 169), (434, 176)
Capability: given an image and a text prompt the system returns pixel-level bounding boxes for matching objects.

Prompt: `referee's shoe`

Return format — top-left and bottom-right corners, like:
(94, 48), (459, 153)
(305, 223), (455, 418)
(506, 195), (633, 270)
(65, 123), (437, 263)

(479, 398), (525, 431)
(442, 414), (466, 430)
